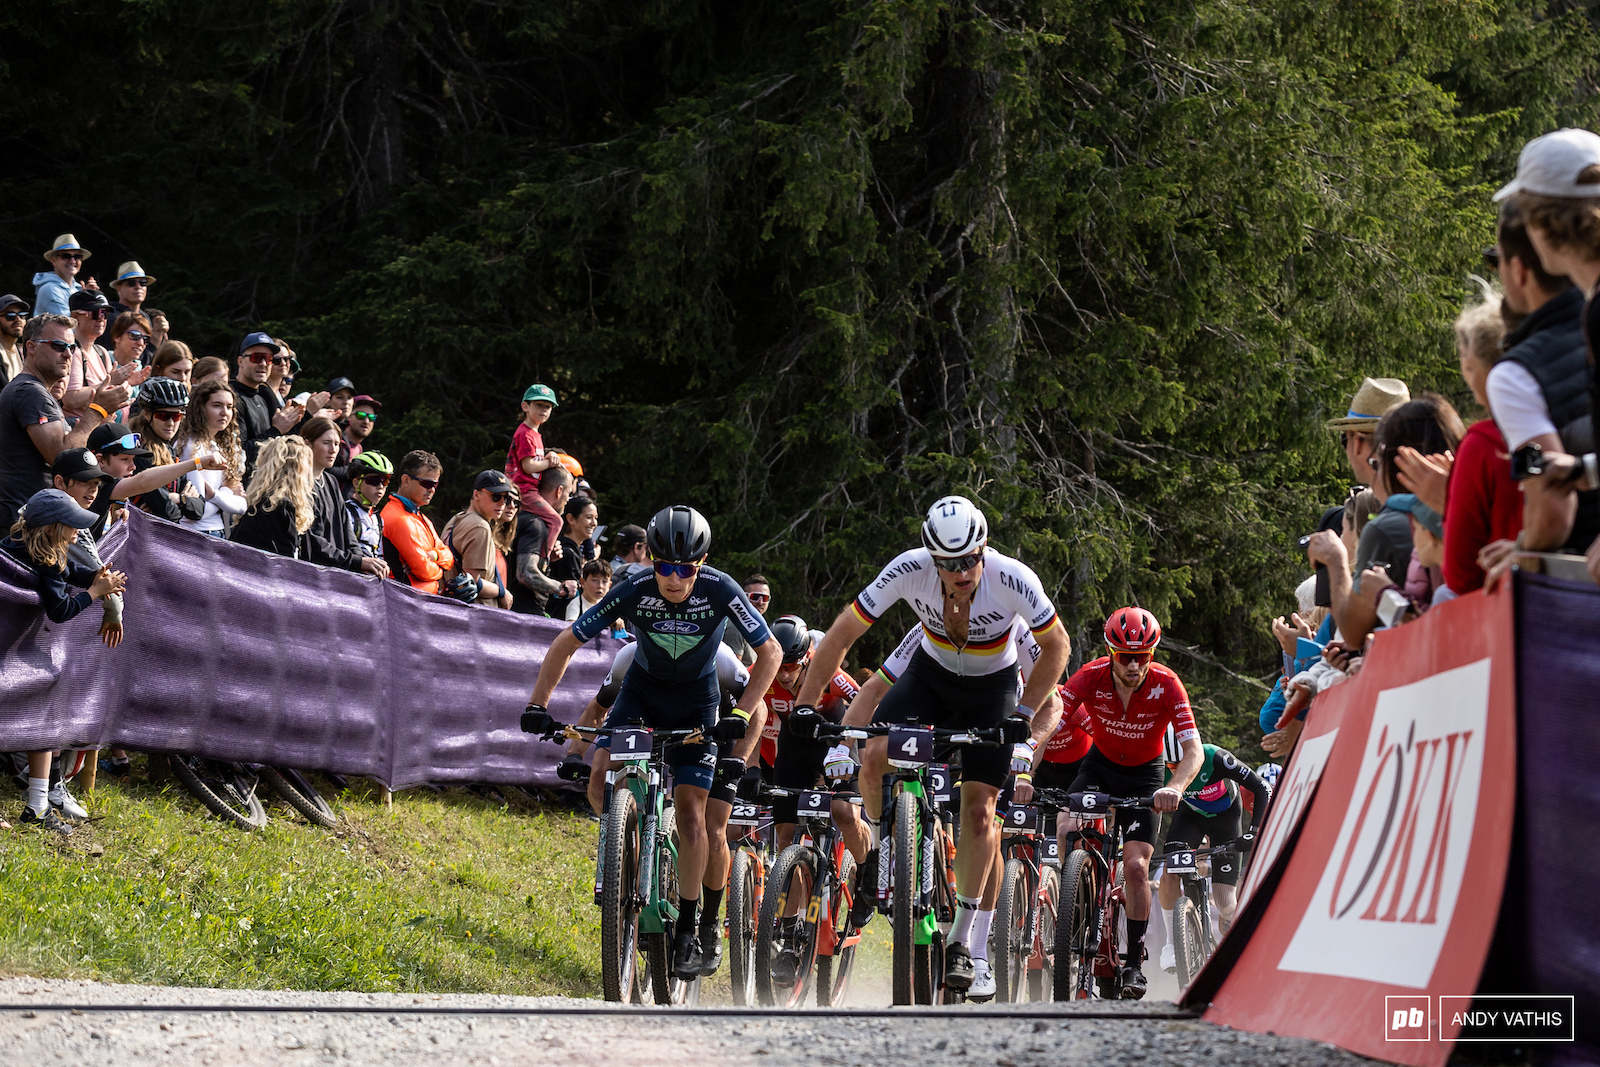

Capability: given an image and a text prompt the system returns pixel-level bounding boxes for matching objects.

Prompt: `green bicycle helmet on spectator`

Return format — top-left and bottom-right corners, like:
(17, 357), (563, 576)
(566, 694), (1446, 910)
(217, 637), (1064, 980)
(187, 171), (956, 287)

(352, 451), (393, 476)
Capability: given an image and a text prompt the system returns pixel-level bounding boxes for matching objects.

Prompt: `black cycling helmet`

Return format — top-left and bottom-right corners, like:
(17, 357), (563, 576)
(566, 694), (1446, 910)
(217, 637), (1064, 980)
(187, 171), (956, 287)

(140, 376), (189, 411)
(770, 614), (813, 664)
(645, 504), (711, 562)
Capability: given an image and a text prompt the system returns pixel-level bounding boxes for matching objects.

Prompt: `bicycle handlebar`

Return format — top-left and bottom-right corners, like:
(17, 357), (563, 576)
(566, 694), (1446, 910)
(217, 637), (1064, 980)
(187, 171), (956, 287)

(1032, 788), (1158, 814)
(1163, 832), (1256, 859)
(820, 722), (1009, 746)
(543, 723), (707, 747)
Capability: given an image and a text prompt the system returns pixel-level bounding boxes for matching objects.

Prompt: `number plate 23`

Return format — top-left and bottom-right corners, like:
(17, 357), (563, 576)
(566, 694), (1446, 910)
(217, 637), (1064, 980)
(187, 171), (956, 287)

(728, 803), (762, 827)
(887, 726), (935, 768)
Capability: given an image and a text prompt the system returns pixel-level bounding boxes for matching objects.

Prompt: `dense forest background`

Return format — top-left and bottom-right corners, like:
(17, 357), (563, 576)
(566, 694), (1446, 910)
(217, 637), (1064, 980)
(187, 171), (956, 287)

(4, 0), (1598, 752)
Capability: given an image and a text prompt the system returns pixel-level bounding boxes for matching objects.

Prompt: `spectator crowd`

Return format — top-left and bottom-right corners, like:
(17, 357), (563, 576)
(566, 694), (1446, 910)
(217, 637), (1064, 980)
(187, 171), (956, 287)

(2, 126), (1598, 831)
(1258, 127), (1600, 762)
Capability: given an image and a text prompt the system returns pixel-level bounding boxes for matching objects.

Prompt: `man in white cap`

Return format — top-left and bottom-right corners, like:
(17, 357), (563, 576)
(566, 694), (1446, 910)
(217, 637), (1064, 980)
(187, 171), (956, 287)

(1478, 129), (1600, 561)
(33, 234), (98, 317)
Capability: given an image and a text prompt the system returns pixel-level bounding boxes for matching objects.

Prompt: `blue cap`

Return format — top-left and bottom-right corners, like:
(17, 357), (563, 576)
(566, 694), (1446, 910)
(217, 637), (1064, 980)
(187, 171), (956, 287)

(22, 488), (97, 530)
(238, 331), (281, 356)
(1386, 494), (1443, 539)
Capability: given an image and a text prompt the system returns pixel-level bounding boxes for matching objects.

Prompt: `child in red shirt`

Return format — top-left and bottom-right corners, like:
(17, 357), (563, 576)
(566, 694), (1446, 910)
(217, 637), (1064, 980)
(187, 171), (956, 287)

(506, 383), (564, 556)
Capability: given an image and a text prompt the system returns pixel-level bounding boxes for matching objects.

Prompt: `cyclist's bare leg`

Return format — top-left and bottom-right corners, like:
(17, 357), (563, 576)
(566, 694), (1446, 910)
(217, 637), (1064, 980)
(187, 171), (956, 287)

(1157, 870), (1181, 911)
(858, 737), (888, 822)
(955, 781), (1001, 901)
(1122, 840), (1154, 920)
(1212, 883), (1238, 934)
(704, 797), (732, 893)
(981, 829), (1001, 910)
(673, 784), (710, 904)
(586, 747), (623, 816)
(832, 798), (870, 864)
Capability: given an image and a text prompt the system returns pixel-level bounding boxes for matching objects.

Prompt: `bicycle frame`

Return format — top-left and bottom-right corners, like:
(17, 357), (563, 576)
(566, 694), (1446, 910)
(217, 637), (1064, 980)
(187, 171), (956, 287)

(784, 798), (865, 962)
(999, 820), (1056, 984)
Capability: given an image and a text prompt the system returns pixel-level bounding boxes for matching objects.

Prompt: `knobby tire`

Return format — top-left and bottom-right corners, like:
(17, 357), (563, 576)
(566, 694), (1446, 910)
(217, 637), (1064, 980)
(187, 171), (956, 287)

(727, 849), (758, 1006)
(994, 856), (1029, 1003)
(261, 767), (337, 828)
(892, 797), (918, 1007)
(755, 844), (820, 1009)
(815, 848), (857, 1007)
(1029, 865), (1059, 1002)
(599, 790), (641, 1003)
(171, 757), (267, 831)
(1173, 896), (1207, 989)
(1053, 849), (1096, 1001)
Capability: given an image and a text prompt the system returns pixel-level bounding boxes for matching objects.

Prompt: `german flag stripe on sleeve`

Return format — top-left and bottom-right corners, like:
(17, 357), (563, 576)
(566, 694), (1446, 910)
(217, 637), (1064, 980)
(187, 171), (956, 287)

(1028, 611), (1060, 636)
(850, 598), (877, 626)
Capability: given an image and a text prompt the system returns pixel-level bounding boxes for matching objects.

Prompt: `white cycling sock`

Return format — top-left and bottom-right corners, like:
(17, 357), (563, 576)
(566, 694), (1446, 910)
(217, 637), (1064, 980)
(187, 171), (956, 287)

(26, 777), (47, 816)
(970, 909), (995, 960)
(949, 894), (982, 946)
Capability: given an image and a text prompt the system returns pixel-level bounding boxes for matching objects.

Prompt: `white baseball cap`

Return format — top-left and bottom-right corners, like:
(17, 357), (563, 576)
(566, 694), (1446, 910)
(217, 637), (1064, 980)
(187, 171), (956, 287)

(1493, 128), (1600, 201)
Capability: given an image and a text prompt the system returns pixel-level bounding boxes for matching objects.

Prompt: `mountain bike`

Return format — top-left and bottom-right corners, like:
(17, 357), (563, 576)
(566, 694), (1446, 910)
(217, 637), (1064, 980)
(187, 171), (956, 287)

(556, 722), (702, 1005)
(724, 796), (774, 1005)
(169, 756), (268, 831)
(831, 721), (999, 1006)
(1042, 789), (1156, 1001)
(752, 784), (865, 1008)
(260, 767), (338, 828)
(992, 800), (1060, 1002)
(1163, 832), (1253, 987)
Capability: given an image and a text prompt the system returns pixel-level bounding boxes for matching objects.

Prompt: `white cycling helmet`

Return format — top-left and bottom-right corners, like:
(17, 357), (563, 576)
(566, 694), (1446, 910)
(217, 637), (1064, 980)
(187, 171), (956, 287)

(922, 495), (988, 559)
(1162, 723), (1183, 764)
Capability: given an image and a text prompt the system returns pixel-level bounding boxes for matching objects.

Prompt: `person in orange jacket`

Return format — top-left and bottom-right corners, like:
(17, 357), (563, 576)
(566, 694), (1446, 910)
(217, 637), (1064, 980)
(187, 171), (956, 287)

(380, 449), (454, 594)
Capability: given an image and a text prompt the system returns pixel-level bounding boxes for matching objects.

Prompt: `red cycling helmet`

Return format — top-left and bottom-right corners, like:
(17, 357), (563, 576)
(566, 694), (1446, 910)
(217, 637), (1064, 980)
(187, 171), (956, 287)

(1104, 607), (1161, 653)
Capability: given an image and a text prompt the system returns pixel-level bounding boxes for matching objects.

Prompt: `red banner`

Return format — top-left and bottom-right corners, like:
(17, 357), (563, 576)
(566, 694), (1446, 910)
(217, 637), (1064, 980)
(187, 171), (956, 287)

(1201, 587), (1517, 1066)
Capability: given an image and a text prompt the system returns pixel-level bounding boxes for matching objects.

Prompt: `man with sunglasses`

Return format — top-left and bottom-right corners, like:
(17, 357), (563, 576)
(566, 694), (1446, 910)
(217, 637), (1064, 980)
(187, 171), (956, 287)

(523, 504), (782, 978)
(792, 494), (1071, 995)
(0, 315), (132, 529)
(231, 332), (328, 473)
(380, 450), (454, 594)
(0, 295), (29, 384)
(32, 234), (93, 317)
(441, 470), (517, 608)
(1057, 607), (1205, 1000)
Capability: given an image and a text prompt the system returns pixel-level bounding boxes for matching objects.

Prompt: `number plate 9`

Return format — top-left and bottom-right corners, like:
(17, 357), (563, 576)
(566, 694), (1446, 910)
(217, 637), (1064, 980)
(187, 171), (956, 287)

(611, 728), (653, 761)
(1003, 805), (1039, 834)
(887, 726), (935, 768)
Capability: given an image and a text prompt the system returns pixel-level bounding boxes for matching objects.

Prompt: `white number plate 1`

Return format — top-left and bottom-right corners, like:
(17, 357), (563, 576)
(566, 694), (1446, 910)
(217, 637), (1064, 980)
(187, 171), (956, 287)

(611, 728), (652, 761)
(929, 764), (953, 803)
(1004, 805), (1039, 833)
(728, 803), (762, 827)
(797, 789), (832, 816)
(886, 726), (935, 767)
(1164, 849), (1197, 875)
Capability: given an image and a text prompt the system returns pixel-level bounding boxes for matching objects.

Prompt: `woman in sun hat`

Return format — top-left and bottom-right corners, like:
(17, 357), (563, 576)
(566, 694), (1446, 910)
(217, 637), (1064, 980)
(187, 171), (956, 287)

(33, 233), (99, 317)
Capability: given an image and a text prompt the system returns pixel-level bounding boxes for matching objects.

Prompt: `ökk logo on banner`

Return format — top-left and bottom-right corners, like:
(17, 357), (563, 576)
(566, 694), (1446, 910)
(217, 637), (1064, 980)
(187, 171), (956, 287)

(1278, 659), (1489, 988)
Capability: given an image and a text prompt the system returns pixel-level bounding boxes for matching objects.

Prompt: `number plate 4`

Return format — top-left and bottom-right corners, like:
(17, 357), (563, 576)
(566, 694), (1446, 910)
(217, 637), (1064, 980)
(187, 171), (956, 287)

(887, 726), (934, 768)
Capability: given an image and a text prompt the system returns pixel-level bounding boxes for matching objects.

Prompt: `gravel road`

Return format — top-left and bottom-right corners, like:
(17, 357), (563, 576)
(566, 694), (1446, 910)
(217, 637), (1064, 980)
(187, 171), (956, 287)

(0, 977), (1377, 1066)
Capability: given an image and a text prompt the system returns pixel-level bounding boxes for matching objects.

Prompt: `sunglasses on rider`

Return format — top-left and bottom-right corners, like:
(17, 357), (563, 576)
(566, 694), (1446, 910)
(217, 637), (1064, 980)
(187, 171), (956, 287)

(933, 552), (983, 573)
(1111, 650), (1154, 665)
(360, 474), (389, 488)
(653, 560), (701, 579)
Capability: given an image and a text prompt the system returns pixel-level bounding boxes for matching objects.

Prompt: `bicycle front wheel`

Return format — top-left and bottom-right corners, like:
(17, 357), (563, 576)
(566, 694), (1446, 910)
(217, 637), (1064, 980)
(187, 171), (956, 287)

(599, 790), (643, 1003)
(261, 767), (337, 828)
(171, 757), (267, 831)
(1172, 895), (1207, 988)
(994, 856), (1032, 1002)
(727, 848), (759, 1006)
(815, 848), (857, 1007)
(755, 844), (820, 1008)
(892, 796), (918, 1007)
(1053, 849), (1096, 1001)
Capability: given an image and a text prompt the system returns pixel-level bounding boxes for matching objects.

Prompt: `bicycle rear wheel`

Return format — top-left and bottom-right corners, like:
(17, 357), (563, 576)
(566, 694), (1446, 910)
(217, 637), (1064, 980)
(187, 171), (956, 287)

(755, 844), (820, 1008)
(1052, 849), (1096, 1001)
(994, 856), (1031, 1003)
(261, 767), (337, 828)
(1172, 895), (1207, 988)
(1029, 865), (1059, 1001)
(892, 797), (918, 1007)
(727, 848), (759, 1005)
(599, 790), (643, 1003)
(171, 757), (267, 831)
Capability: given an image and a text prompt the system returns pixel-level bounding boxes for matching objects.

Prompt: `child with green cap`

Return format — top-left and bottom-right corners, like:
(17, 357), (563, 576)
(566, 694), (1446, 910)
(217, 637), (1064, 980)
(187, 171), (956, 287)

(506, 383), (564, 553)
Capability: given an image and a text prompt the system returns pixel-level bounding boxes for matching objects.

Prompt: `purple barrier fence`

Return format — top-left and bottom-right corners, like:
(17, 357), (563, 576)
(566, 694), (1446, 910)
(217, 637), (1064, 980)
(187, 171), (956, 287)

(0, 508), (619, 789)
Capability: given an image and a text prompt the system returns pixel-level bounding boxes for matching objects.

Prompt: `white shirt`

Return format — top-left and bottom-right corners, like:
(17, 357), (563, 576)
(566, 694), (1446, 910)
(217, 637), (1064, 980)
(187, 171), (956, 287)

(850, 546), (1057, 676)
(179, 440), (246, 534)
(1486, 360), (1557, 451)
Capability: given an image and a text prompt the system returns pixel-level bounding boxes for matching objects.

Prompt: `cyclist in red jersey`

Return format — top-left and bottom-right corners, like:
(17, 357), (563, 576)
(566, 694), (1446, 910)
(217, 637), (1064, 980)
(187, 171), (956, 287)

(1059, 607), (1204, 1000)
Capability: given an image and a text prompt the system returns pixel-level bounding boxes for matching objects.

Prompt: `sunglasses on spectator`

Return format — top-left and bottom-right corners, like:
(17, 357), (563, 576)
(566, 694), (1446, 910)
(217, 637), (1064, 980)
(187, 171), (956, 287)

(104, 433), (142, 450)
(245, 352), (275, 364)
(90, 310), (109, 320)
(282, 378), (294, 387)
(488, 491), (509, 503)
(413, 477), (439, 490)
(126, 330), (148, 341)
(361, 474), (389, 488)
(150, 409), (184, 422)
(32, 338), (79, 352)
(1111, 650), (1154, 664)
(653, 560), (701, 579)
(933, 553), (983, 573)
(55, 252), (83, 261)
(747, 592), (771, 603)
(352, 411), (378, 423)
(2, 311), (25, 321)
(271, 356), (290, 365)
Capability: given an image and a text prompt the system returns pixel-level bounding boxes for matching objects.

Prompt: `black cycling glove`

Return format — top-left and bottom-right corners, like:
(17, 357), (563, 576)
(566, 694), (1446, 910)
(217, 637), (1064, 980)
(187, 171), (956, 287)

(998, 713), (1032, 744)
(521, 704), (556, 735)
(711, 710), (752, 743)
(556, 753), (590, 781)
(788, 705), (824, 740)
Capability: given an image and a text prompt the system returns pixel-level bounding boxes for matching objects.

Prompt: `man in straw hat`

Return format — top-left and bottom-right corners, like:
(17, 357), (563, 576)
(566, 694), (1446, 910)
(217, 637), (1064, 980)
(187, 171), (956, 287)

(33, 234), (99, 317)
(1326, 376), (1410, 489)
(108, 261), (155, 329)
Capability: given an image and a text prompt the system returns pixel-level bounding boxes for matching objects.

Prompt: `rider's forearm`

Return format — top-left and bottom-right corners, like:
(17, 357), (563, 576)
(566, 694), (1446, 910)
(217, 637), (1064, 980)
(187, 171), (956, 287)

(529, 627), (584, 706)
(1167, 740), (1205, 793)
(1018, 621), (1070, 716)
(1027, 689), (1063, 749)
(796, 607), (867, 706)
(730, 702), (767, 763)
